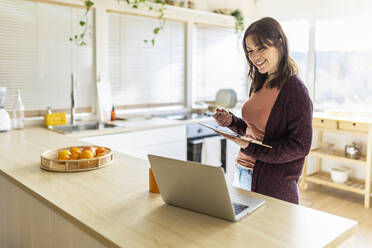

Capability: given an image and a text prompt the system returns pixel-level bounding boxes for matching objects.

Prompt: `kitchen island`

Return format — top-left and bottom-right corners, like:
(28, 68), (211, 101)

(0, 126), (357, 248)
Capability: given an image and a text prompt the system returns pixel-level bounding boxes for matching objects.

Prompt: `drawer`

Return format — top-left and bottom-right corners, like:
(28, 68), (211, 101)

(312, 118), (338, 129)
(339, 121), (369, 133)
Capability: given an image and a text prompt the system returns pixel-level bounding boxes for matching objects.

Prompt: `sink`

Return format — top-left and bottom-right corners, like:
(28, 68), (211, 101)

(49, 122), (118, 134)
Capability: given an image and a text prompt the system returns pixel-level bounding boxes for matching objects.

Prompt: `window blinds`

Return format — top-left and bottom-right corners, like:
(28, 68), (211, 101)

(107, 13), (186, 108)
(0, 0), (94, 115)
(193, 26), (249, 102)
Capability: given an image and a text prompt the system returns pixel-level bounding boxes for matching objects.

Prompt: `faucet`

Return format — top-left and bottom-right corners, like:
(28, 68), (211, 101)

(71, 73), (76, 125)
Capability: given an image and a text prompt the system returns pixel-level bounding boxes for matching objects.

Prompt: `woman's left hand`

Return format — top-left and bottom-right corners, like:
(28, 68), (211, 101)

(214, 129), (249, 149)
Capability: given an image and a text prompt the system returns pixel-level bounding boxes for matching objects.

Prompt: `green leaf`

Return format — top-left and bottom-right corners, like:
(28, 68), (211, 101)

(153, 27), (160, 34)
(69, 37), (73, 41)
(80, 21), (86, 26)
(144, 39), (148, 43)
(80, 33), (85, 38)
(84, 0), (94, 8)
(151, 39), (155, 46)
(132, 4), (138, 8)
(74, 35), (78, 39)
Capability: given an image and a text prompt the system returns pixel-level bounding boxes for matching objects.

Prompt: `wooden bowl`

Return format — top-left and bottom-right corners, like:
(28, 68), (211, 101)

(40, 146), (113, 172)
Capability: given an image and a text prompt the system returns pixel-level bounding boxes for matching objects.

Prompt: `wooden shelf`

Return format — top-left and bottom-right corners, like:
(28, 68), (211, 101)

(304, 172), (365, 195)
(310, 148), (367, 166)
(304, 115), (372, 208)
(313, 127), (367, 136)
(104, 1), (238, 29)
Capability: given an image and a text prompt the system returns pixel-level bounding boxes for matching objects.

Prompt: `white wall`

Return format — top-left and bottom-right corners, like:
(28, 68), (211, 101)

(195, 0), (254, 13)
(192, 0), (372, 22)
(252, 0), (372, 21)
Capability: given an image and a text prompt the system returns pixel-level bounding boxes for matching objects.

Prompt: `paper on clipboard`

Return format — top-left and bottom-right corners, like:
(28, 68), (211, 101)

(199, 123), (272, 149)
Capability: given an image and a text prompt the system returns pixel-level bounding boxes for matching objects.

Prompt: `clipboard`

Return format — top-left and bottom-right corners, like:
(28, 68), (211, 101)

(199, 123), (272, 149)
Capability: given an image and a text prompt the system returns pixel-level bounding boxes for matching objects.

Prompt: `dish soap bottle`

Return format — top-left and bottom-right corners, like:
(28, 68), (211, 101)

(12, 89), (24, 129)
(110, 105), (116, 121)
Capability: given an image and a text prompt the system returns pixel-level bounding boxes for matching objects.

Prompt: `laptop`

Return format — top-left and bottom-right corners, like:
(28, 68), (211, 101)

(148, 154), (265, 222)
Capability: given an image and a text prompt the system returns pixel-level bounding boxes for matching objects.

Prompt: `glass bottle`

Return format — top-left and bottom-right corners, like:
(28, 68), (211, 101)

(12, 89), (24, 129)
(110, 105), (116, 121)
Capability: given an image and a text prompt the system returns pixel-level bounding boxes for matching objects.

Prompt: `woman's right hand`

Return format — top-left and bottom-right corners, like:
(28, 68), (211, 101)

(213, 107), (232, 126)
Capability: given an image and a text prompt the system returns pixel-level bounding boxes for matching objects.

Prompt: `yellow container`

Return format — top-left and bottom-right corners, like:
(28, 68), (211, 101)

(44, 113), (67, 126)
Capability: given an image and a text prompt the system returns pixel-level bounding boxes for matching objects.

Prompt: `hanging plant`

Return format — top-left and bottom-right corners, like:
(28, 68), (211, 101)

(213, 8), (244, 35)
(69, 0), (94, 46)
(70, 0), (167, 47)
(231, 9), (244, 34)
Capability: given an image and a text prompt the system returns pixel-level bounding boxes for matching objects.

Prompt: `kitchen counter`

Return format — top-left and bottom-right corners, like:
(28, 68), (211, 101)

(0, 126), (357, 248)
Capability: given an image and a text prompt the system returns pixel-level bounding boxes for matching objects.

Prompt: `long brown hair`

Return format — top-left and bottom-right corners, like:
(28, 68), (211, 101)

(242, 17), (298, 94)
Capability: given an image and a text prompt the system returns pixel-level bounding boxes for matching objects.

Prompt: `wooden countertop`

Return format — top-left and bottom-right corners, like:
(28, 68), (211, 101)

(0, 127), (357, 247)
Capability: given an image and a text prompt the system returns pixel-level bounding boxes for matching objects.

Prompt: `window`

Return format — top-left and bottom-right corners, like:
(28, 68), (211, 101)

(281, 20), (309, 82)
(314, 15), (372, 114)
(0, 0), (95, 116)
(107, 13), (186, 109)
(193, 26), (248, 103)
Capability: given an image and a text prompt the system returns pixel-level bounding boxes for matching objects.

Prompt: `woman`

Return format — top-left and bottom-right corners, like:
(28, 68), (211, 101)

(213, 17), (313, 204)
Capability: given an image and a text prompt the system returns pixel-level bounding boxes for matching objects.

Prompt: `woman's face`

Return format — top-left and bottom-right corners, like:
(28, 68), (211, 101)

(245, 35), (281, 76)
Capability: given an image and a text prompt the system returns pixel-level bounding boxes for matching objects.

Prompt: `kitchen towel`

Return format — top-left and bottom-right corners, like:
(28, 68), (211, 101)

(201, 136), (222, 167)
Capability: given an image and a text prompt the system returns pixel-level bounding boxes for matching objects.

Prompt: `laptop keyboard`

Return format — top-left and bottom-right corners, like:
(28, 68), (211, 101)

(232, 202), (249, 215)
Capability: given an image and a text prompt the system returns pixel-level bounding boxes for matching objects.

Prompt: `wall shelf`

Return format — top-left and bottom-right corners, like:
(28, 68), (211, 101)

(300, 115), (372, 208)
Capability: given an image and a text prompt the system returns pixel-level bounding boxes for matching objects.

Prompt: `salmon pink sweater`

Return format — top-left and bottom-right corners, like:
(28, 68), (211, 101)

(228, 75), (313, 204)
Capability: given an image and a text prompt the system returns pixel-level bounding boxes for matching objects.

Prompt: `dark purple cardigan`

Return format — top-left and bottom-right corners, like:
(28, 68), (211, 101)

(229, 75), (313, 204)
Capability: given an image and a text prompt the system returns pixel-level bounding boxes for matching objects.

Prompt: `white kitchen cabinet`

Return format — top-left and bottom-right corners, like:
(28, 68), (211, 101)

(79, 126), (187, 161)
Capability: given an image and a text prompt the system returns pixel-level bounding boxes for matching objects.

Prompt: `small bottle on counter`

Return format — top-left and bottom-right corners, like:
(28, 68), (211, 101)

(11, 89), (24, 130)
(110, 105), (116, 121)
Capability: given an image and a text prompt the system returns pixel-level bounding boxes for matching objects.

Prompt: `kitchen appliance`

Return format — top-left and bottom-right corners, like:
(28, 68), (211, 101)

(345, 142), (361, 159)
(0, 87), (11, 132)
(187, 120), (226, 172)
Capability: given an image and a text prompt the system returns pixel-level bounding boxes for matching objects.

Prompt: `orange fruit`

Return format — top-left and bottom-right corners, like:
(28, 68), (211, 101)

(69, 153), (80, 160)
(95, 146), (106, 155)
(83, 146), (95, 156)
(71, 150), (81, 156)
(79, 150), (94, 159)
(59, 154), (70, 160)
(59, 150), (71, 156)
(70, 147), (81, 154)
(96, 152), (105, 157)
(58, 150), (71, 160)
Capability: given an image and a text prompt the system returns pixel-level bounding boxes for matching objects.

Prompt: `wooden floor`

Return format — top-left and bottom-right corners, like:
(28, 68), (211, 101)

(300, 184), (372, 248)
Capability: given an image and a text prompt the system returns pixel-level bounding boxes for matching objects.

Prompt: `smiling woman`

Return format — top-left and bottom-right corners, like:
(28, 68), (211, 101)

(213, 17), (313, 204)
